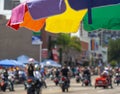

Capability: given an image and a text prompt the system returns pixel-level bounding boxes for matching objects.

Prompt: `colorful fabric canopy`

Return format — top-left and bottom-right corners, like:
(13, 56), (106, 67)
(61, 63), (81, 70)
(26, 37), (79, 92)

(83, 4), (120, 32)
(26, 0), (66, 20)
(7, 2), (46, 32)
(7, 0), (120, 33)
(45, 0), (87, 33)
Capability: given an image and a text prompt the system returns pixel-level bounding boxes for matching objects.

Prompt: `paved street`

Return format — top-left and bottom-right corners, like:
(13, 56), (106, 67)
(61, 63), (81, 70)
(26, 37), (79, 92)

(1, 76), (120, 94)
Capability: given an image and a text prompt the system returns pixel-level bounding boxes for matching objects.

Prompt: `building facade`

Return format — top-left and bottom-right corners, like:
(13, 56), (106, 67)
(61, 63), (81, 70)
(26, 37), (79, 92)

(0, 0), (50, 61)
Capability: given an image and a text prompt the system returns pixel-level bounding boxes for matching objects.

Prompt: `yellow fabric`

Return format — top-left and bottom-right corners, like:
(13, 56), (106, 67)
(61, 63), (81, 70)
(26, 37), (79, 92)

(20, 11), (46, 32)
(45, 0), (87, 33)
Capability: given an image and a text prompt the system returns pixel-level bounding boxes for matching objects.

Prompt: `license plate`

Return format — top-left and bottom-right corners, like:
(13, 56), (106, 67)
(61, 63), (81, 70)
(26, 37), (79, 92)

(98, 81), (102, 84)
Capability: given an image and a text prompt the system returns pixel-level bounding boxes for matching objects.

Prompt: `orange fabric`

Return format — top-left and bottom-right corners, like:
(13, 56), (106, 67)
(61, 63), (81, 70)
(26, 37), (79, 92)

(20, 11), (46, 32)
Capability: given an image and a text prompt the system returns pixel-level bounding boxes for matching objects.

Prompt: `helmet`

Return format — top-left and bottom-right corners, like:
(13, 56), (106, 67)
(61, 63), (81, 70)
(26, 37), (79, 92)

(104, 67), (109, 71)
(34, 64), (40, 70)
(28, 58), (35, 64)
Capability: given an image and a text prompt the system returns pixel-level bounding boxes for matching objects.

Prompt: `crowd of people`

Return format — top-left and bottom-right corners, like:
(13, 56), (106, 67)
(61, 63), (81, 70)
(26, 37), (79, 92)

(0, 58), (120, 93)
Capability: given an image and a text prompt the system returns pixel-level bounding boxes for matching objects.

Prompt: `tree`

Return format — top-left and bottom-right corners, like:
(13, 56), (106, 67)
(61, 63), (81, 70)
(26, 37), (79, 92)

(56, 33), (81, 65)
(110, 60), (117, 68)
(108, 39), (120, 63)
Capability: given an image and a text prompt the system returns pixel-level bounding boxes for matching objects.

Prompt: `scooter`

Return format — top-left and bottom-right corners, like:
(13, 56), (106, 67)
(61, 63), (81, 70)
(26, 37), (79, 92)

(0, 79), (13, 92)
(82, 74), (90, 86)
(95, 75), (113, 89)
(53, 77), (59, 86)
(26, 78), (42, 94)
(75, 73), (81, 83)
(114, 73), (120, 86)
(59, 76), (69, 92)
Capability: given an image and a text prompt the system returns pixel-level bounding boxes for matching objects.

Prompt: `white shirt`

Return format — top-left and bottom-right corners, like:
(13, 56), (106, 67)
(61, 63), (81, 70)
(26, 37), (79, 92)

(33, 71), (42, 81)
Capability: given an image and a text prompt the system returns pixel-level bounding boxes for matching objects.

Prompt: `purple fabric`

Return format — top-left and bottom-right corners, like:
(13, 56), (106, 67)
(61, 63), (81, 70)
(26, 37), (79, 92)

(27, 0), (66, 20)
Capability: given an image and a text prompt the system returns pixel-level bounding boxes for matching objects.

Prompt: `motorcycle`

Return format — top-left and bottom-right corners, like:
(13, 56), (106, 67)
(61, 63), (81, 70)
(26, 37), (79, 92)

(26, 78), (42, 94)
(75, 73), (81, 83)
(81, 74), (90, 86)
(59, 76), (69, 92)
(53, 77), (59, 86)
(95, 75), (113, 89)
(114, 73), (120, 86)
(0, 79), (13, 92)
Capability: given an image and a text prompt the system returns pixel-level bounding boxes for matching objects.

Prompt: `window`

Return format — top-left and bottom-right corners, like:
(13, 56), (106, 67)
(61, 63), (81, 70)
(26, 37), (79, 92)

(4, 0), (20, 10)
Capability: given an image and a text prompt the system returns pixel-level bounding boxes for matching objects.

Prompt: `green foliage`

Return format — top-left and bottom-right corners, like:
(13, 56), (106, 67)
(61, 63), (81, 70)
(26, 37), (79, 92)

(69, 36), (81, 51)
(56, 33), (71, 49)
(110, 60), (117, 68)
(56, 33), (81, 65)
(108, 39), (120, 62)
(56, 33), (81, 52)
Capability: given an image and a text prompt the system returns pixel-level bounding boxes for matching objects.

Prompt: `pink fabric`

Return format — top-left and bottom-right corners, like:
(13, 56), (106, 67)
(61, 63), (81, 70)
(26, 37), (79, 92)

(10, 3), (26, 25)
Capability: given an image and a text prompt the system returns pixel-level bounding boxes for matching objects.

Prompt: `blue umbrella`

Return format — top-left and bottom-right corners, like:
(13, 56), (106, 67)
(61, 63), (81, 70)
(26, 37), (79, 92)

(17, 55), (29, 64)
(10, 60), (25, 67)
(0, 59), (16, 67)
(68, 0), (120, 10)
(41, 60), (61, 67)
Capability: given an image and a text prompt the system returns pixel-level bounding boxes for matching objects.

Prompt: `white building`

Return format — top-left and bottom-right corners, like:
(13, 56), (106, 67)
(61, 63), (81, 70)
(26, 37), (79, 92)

(71, 23), (108, 65)
(0, 0), (24, 19)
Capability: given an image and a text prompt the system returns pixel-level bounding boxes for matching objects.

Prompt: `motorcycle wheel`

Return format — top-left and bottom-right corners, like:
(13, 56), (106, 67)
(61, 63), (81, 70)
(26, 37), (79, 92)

(66, 88), (68, 92)
(1, 85), (6, 92)
(55, 82), (58, 86)
(76, 79), (80, 83)
(85, 82), (89, 86)
(116, 81), (119, 86)
(62, 87), (65, 92)
(27, 88), (35, 94)
(8, 84), (13, 91)
(35, 89), (40, 94)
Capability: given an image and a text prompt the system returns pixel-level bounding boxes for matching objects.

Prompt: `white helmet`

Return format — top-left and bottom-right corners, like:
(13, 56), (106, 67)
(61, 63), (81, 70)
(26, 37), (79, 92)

(28, 58), (35, 64)
(34, 64), (40, 70)
(104, 67), (109, 71)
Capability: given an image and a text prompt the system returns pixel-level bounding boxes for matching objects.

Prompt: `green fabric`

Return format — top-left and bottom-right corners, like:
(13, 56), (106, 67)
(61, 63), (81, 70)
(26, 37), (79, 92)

(83, 4), (120, 32)
(33, 31), (41, 36)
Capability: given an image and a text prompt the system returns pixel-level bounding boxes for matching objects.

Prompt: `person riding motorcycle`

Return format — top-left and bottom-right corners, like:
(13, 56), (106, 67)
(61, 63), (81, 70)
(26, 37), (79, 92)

(60, 64), (70, 85)
(55, 68), (60, 78)
(27, 58), (35, 78)
(3, 69), (9, 81)
(3, 68), (15, 91)
(101, 67), (113, 88)
(33, 64), (42, 87)
(26, 58), (42, 94)
(82, 67), (92, 86)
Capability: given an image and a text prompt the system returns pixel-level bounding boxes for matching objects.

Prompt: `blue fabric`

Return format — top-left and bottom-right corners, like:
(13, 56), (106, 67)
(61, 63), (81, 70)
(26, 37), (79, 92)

(68, 0), (120, 10)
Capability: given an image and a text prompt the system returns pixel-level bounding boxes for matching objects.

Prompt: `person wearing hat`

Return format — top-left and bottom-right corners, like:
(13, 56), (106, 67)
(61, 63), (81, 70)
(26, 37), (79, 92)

(27, 58), (35, 78)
